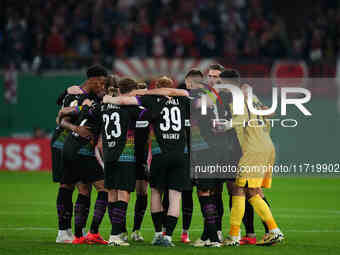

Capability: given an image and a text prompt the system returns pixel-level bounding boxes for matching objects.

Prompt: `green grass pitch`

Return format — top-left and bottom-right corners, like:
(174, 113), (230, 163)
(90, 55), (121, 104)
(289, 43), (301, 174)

(0, 171), (339, 255)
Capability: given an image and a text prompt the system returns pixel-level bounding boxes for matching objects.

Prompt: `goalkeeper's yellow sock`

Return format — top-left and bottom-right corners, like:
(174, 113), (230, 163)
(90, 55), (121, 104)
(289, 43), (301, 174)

(229, 196), (245, 237)
(249, 194), (278, 231)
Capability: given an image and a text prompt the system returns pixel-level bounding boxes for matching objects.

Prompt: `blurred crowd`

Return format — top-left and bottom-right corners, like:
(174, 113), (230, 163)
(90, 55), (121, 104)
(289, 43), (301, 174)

(2, 0), (340, 70)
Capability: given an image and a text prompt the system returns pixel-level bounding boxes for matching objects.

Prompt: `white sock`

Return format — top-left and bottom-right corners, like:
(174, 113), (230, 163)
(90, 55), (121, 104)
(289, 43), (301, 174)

(164, 235), (172, 242)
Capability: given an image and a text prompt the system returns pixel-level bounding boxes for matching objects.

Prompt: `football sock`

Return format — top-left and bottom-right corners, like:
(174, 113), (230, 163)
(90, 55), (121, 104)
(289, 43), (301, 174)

(198, 196), (208, 241)
(122, 216), (127, 233)
(249, 194), (278, 231)
(229, 196), (245, 237)
(90, 191), (108, 234)
(161, 192), (169, 231)
(151, 212), (163, 233)
(74, 194), (90, 237)
(201, 222), (208, 241)
(165, 215), (178, 236)
(56, 187), (73, 230)
(243, 199), (255, 235)
(214, 190), (224, 231)
(65, 193), (73, 230)
(200, 196), (219, 242)
(229, 195), (232, 211)
(262, 196), (270, 233)
(182, 190), (193, 231)
(83, 193), (91, 231)
(108, 200), (128, 235)
(133, 194), (148, 232)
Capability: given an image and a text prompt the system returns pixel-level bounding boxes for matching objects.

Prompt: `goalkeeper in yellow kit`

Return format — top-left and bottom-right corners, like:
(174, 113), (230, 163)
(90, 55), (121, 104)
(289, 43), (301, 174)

(216, 79), (284, 246)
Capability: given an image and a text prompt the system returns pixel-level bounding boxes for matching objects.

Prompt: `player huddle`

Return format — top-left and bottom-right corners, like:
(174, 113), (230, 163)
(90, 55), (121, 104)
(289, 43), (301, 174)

(51, 64), (284, 247)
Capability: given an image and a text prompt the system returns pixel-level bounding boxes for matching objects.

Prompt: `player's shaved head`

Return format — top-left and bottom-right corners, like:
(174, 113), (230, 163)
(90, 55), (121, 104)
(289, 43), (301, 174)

(155, 76), (174, 88)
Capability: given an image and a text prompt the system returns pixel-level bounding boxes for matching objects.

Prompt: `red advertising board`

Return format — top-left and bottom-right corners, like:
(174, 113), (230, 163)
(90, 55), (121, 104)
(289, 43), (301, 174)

(0, 138), (51, 171)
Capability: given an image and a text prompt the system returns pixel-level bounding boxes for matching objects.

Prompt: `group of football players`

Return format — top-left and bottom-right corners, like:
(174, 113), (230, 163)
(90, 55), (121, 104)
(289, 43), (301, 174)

(50, 63), (284, 247)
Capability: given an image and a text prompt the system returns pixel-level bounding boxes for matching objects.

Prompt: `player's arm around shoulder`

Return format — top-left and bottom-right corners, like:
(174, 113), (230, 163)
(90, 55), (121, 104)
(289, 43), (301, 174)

(144, 88), (189, 97)
(103, 95), (139, 105)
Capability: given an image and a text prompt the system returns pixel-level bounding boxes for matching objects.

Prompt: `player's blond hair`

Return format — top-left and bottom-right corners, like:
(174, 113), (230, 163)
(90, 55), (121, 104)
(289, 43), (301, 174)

(156, 76), (173, 88)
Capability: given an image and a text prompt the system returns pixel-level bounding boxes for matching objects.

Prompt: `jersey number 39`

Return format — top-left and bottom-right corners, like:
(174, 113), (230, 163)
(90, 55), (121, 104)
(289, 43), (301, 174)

(160, 107), (181, 131)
